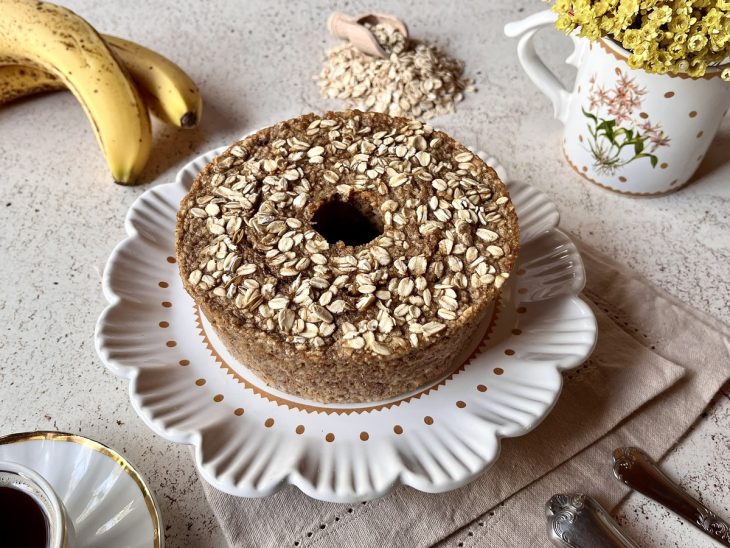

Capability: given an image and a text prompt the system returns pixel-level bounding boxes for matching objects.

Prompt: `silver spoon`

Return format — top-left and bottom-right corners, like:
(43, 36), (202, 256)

(613, 447), (730, 547)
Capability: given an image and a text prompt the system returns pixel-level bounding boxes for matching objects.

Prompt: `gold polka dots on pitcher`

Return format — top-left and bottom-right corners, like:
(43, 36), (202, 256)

(477, 384), (488, 392)
(166, 340), (176, 348)
(359, 432), (369, 441)
(660, 163), (668, 169)
(325, 433), (335, 442)
(456, 401), (466, 409)
(424, 416), (434, 425)
(697, 131), (704, 139)
(493, 368), (504, 376)
(689, 111), (697, 118)
(504, 349), (515, 356)
(393, 425), (403, 435)
(639, 112), (649, 119)
(618, 176), (627, 183)
(295, 425), (305, 435)
(234, 408), (244, 416)
(179, 359), (190, 366)
(213, 394), (224, 403)
(161, 301), (172, 308)
(264, 418), (274, 428)
(166, 256), (176, 264)
(195, 378), (206, 386)
(158, 281), (169, 288)
(511, 329), (522, 336)
(664, 91), (675, 98)
(159, 321), (169, 328)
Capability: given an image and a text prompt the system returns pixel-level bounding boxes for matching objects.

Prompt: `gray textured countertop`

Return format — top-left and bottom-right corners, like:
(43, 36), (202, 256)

(0, 1), (727, 546)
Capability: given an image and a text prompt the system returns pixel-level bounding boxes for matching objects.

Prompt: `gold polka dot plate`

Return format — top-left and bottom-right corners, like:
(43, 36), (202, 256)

(95, 143), (597, 503)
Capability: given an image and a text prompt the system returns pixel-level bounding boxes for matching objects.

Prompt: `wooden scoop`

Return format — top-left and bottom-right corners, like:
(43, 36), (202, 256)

(326, 11), (409, 58)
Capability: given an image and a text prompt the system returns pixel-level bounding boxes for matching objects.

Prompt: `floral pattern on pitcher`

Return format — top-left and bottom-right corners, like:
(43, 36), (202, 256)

(581, 69), (670, 176)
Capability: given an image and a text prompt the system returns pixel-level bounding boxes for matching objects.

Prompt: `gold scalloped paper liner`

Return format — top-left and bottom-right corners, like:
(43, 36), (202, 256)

(596, 39), (726, 81)
(562, 144), (690, 197)
(194, 295), (502, 415)
(0, 431), (162, 548)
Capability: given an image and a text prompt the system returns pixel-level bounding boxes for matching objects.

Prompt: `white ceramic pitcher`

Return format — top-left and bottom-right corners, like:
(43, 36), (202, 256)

(505, 10), (730, 196)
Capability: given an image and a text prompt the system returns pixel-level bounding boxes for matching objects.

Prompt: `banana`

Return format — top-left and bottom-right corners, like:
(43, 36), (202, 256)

(103, 35), (202, 129)
(0, 0), (151, 184)
(0, 64), (64, 104)
(1, 34), (204, 128)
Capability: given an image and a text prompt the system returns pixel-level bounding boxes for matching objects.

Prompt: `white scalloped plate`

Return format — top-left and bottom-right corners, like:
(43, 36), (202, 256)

(95, 144), (596, 503)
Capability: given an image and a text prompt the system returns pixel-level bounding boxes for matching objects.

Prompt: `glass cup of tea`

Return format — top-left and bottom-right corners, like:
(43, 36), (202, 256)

(0, 460), (75, 548)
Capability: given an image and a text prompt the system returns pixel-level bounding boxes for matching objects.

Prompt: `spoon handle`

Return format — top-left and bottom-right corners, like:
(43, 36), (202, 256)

(613, 447), (730, 547)
(545, 493), (639, 548)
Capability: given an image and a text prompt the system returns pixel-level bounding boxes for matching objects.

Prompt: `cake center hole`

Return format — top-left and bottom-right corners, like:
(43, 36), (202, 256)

(312, 198), (383, 246)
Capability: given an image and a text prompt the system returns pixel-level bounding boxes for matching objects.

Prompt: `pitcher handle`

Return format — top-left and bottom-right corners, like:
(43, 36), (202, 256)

(504, 10), (584, 124)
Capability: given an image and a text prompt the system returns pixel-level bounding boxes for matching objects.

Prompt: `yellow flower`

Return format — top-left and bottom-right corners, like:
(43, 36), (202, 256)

(668, 14), (690, 32)
(648, 5), (673, 24)
(703, 8), (722, 28)
(593, 0), (613, 17)
(547, 0), (730, 80)
(687, 58), (708, 77)
(632, 42), (650, 59)
(688, 33), (709, 51)
(622, 28), (643, 48)
(579, 19), (603, 40)
(618, 0), (640, 17)
(722, 67), (730, 81)
(667, 41), (687, 57)
(555, 14), (575, 32)
(656, 50), (672, 66)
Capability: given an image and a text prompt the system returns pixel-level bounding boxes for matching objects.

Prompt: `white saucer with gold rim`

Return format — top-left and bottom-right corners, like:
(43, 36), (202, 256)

(0, 431), (163, 547)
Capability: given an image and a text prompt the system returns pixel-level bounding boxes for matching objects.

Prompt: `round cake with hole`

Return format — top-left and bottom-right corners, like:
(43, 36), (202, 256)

(175, 110), (519, 403)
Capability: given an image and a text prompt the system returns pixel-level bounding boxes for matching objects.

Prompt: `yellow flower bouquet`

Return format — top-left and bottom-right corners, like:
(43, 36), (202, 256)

(544, 0), (730, 79)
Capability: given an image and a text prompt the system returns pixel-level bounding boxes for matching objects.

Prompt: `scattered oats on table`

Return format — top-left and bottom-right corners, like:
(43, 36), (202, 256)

(316, 23), (476, 120)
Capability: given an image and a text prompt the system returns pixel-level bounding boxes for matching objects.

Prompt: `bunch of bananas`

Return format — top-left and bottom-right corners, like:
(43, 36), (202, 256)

(0, 0), (203, 184)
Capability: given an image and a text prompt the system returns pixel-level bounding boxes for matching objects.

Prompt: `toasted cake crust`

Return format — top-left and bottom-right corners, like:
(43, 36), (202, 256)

(176, 110), (519, 402)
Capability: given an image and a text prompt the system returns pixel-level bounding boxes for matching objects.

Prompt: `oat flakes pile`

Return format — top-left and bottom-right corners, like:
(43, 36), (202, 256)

(316, 23), (476, 119)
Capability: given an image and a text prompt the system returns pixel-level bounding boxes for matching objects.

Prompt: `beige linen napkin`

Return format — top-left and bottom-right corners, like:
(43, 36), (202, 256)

(437, 243), (730, 547)
(197, 241), (729, 547)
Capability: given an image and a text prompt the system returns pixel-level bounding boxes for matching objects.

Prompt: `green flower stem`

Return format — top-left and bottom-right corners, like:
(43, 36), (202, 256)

(582, 109), (659, 175)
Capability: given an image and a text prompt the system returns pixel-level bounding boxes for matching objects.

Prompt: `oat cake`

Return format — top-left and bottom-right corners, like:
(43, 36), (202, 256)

(176, 110), (519, 403)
